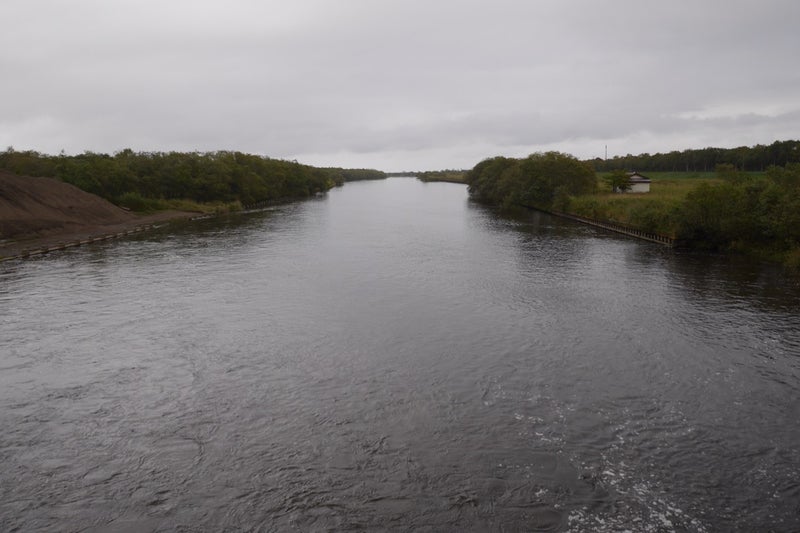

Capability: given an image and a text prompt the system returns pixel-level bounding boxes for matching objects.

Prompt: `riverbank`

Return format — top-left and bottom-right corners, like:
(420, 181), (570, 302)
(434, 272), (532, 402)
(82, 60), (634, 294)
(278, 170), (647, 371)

(0, 170), (200, 261)
(415, 170), (467, 183)
(536, 206), (677, 246)
(465, 155), (800, 270)
(4, 176), (798, 532)
(0, 210), (199, 261)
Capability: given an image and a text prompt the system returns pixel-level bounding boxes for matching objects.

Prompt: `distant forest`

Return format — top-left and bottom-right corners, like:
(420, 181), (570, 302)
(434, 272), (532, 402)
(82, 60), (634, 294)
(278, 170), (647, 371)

(0, 148), (385, 209)
(591, 139), (800, 172)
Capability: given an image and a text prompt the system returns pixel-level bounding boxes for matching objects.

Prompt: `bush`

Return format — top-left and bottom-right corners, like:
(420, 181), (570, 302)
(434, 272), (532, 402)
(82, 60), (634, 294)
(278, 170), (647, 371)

(627, 201), (676, 235)
(116, 192), (164, 212)
(467, 152), (596, 209)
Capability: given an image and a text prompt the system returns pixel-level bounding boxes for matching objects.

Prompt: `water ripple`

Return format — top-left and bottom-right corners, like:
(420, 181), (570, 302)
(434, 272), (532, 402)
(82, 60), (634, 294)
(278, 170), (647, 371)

(2, 179), (799, 531)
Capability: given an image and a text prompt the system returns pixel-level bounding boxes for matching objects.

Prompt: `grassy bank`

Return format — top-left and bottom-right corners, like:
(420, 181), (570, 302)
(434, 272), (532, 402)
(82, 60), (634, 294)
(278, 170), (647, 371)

(115, 193), (243, 215)
(567, 170), (800, 269)
(466, 155), (800, 269)
(567, 173), (723, 236)
(416, 170), (467, 184)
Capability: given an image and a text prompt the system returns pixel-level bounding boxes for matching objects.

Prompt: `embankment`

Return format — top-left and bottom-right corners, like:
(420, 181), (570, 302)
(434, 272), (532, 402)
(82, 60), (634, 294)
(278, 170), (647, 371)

(522, 203), (676, 246)
(551, 210), (676, 246)
(0, 170), (196, 260)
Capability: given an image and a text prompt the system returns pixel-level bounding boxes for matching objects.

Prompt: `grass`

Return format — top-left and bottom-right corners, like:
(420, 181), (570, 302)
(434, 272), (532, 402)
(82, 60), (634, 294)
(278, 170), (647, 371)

(159, 198), (243, 214)
(639, 171), (717, 181)
(641, 170), (765, 181)
(118, 192), (243, 215)
(567, 172), (724, 235)
(564, 171), (799, 270)
(417, 171), (467, 184)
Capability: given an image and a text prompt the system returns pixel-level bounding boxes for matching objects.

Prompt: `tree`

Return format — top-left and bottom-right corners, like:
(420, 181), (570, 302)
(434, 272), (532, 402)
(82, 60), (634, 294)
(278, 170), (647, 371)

(715, 163), (741, 182)
(604, 169), (631, 193)
(466, 151), (595, 209)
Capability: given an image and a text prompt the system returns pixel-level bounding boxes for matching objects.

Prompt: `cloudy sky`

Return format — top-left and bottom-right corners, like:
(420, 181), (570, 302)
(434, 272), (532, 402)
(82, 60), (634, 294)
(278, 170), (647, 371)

(2, 1), (799, 171)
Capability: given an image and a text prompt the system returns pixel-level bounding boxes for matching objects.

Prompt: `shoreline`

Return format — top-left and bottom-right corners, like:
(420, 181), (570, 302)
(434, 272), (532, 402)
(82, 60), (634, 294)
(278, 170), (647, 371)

(0, 210), (198, 262)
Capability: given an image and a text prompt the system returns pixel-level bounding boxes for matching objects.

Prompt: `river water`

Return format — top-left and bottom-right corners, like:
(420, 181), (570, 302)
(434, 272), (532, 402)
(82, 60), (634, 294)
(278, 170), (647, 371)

(1, 178), (799, 532)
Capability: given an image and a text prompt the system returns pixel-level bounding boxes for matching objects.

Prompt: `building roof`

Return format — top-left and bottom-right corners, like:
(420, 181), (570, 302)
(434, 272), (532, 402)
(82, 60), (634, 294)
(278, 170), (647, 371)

(627, 172), (651, 183)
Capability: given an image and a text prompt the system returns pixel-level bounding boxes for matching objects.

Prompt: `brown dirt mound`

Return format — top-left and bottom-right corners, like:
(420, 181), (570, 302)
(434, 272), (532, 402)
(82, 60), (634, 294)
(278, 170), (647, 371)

(0, 170), (136, 239)
(0, 170), (197, 259)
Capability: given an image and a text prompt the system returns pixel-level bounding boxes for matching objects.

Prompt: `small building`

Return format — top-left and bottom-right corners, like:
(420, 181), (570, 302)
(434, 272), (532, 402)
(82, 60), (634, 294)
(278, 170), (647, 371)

(625, 172), (651, 193)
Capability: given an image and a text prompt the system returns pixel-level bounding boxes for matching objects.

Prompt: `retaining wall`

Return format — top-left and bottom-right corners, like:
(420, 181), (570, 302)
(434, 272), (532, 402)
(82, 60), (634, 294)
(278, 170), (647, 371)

(527, 206), (676, 247)
(0, 225), (156, 262)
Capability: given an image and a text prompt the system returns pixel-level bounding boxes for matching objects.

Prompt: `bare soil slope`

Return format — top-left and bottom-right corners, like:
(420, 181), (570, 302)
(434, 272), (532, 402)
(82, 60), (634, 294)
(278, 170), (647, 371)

(0, 170), (136, 239)
(0, 170), (196, 258)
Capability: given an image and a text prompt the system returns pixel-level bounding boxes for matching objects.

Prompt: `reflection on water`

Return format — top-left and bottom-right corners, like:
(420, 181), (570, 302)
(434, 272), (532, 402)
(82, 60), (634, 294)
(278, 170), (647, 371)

(1, 178), (799, 532)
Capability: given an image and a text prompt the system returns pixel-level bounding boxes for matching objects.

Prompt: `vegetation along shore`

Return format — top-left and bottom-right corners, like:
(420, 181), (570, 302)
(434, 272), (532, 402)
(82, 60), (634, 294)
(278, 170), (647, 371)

(465, 141), (800, 269)
(0, 148), (385, 212)
(0, 148), (385, 259)
(3, 141), (799, 269)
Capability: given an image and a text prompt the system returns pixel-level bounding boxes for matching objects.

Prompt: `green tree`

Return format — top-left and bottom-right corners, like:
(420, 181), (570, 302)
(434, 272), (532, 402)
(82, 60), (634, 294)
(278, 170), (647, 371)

(466, 152), (595, 209)
(604, 169), (630, 193)
(466, 156), (518, 205)
(517, 152), (596, 207)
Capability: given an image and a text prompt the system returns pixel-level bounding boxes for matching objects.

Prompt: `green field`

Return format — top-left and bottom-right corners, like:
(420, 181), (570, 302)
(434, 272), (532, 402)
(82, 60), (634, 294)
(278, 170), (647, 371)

(637, 171), (717, 180)
(416, 170), (467, 184)
(465, 149), (799, 267)
(568, 172), (726, 236)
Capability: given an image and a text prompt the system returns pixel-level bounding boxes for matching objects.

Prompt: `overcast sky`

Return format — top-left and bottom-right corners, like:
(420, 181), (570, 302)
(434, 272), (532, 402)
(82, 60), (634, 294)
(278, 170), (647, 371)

(2, 1), (799, 171)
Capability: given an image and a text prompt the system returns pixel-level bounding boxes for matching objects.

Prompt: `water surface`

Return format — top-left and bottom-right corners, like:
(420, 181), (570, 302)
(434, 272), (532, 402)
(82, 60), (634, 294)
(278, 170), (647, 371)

(1, 178), (799, 531)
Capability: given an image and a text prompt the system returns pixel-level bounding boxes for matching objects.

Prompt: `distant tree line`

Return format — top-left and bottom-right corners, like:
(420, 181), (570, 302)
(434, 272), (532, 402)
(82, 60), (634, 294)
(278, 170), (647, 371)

(323, 167), (387, 182)
(466, 151), (596, 211)
(383, 170), (467, 182)
(415, 170), (467, 183)
(0, 148), (385, 209)
(591, 139), (800, 172)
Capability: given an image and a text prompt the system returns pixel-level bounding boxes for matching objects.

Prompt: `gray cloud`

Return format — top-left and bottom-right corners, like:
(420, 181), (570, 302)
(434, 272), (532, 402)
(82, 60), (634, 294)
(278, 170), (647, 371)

(2, 0), (799, 170)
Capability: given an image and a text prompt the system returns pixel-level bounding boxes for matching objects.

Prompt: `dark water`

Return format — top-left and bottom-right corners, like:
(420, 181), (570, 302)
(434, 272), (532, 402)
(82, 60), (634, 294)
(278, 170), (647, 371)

(1, 178), (799, 532)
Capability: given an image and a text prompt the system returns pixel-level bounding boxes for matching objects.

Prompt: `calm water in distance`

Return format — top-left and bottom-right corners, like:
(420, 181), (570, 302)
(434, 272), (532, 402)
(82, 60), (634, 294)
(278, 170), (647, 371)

(1, 178), (799, 532)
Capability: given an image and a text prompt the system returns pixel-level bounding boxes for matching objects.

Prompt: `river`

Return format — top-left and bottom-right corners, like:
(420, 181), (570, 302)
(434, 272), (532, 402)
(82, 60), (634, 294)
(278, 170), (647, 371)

(1, 178), (799, 532)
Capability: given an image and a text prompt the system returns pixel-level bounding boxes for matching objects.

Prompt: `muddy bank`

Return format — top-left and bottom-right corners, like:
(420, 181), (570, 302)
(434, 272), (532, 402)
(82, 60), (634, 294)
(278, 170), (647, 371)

(0, 170), (197, 260)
